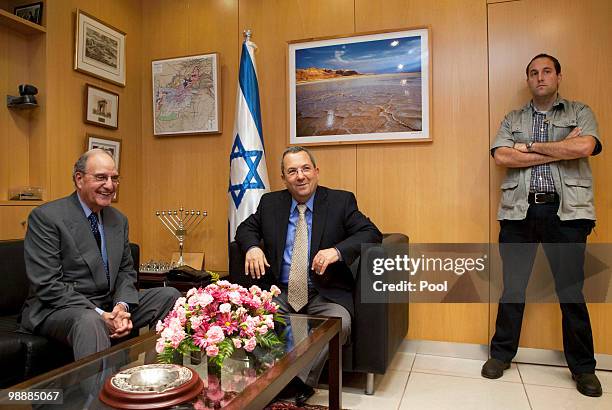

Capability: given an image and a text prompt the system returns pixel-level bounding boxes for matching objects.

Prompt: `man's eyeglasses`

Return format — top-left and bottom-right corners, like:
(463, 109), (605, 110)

(285, 166), (313, 178)
(84, 173), (120, 184)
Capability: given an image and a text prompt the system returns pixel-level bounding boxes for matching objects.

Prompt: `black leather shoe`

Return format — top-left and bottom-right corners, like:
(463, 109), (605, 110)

(276, 377), (300, 400)
(481, 358), (510, 379)
(572, 373), (602, 397)
(295, 381), (315, 407)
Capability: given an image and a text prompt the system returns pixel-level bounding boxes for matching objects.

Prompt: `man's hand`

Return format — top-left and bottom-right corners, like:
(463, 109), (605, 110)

(513, 142), (529, 153)
(312, 248), (340, 275)
(244, 246), (269, 279)
(102, 304), (133, 339)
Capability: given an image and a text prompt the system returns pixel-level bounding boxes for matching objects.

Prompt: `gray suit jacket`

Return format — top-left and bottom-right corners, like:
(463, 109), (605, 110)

(20, 192), (139, 332)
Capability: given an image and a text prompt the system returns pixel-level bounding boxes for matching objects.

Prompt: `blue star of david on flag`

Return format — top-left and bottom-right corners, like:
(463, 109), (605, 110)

(228, 35), (270, 243)
(229, 135), (265, 208)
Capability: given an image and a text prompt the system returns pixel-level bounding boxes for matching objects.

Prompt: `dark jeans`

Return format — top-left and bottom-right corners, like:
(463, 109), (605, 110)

(490, 202), (596, 374)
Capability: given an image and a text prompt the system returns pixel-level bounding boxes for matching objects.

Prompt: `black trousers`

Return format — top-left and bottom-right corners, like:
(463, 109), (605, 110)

(490, 202), (596, 374)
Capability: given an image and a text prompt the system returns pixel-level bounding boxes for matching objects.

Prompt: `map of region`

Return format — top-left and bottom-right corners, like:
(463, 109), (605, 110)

(153, 55), (218, 135)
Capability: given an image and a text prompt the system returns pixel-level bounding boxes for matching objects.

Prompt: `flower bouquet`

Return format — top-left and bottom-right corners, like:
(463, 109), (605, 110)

(155, 280), (285, 368)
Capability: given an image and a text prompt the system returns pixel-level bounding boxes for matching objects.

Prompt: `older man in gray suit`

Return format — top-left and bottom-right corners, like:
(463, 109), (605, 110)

(19, 149), (180, 360)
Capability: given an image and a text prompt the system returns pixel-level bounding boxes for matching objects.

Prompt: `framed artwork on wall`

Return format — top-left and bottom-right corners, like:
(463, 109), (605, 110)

(152, 53), (221, 136)
(14, 2), (43, 25)
(74, 9), (126, 87)
(86, 134), (121, 201)
(288, 27), (431, 145)
(84, 84), (119, 129)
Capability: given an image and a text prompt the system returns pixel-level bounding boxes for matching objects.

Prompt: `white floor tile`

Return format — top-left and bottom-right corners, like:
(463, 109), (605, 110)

(519, 364), (612, 394)
(399, 372), (531, 410)
(389, 352), (416, 372)
(525, 384), (612, 410)
(411, 354), (522, 383)
(517, 363), (575, 389)
(308, 369), (410, 409)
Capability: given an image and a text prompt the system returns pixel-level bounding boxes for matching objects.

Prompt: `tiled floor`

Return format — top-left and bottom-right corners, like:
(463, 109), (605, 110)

(307, 353), (612, 409)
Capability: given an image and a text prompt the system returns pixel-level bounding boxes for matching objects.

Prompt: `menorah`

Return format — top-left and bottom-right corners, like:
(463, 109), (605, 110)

(155, 208), (207, 266)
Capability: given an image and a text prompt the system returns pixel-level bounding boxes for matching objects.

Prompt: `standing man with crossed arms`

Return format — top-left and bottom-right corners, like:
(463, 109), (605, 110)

(482, 54), (603, 397)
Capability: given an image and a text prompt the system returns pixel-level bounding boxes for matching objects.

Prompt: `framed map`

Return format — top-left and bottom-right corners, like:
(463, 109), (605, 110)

(152, 53), (221, 136)
(288, 28), (431, 145)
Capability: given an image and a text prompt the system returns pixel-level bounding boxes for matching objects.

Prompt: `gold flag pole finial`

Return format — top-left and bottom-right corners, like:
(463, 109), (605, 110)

(243, 29), (252, 41)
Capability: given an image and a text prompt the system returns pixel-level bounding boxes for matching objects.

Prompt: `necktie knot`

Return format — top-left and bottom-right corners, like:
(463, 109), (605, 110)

(297, 204), (307, 216)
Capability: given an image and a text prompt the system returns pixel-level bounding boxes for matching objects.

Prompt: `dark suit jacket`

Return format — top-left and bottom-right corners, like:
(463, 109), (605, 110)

(235, 186), (382, 316)
(20, 192), (139, 332)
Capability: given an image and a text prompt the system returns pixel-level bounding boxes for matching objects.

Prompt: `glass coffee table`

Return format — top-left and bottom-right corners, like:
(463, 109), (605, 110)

(4, 314), (341, 410)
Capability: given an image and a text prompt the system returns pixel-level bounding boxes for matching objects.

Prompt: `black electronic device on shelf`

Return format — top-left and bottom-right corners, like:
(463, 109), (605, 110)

(7, 84), (38, 108)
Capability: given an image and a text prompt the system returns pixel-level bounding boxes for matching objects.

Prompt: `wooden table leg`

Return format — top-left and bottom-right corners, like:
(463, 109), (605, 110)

(328, 324), (342, 410)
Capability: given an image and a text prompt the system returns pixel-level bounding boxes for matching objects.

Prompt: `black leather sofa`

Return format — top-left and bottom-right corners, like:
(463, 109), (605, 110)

(0, 239), (140, 388)
(229, 233), (409, 394)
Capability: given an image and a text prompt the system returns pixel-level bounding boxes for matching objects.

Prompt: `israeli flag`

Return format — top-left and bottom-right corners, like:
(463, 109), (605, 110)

(228, 37), (270, 243)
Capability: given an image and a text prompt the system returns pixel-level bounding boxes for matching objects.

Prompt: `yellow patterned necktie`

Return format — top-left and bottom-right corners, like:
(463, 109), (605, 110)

(288, 204), (309, 311)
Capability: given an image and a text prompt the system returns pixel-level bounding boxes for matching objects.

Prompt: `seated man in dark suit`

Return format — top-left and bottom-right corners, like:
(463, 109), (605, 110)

(19, 149), (181, 360)
(236, 146), (382, 405)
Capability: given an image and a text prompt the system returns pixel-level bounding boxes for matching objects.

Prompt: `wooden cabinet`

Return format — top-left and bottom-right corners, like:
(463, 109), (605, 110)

(0, 202), (40, 240)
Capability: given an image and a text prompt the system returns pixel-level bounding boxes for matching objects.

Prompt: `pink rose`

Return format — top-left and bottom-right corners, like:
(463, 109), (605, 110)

(219, 303), (231, 313)
(206, 326), (225, 344)
(244, 337), (257, 352)
(206, 345), (219, 356)
(232, 338), (242, 348)
(155, 338), (166, 353)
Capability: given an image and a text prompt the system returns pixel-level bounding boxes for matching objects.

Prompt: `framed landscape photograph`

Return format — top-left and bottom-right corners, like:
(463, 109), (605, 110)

(288, 28), (431, 145)
(84, 84), (119, 129)
(74, 9), (126, 87)
(152, 53), (221, 136)
(14, 2), (43, 25)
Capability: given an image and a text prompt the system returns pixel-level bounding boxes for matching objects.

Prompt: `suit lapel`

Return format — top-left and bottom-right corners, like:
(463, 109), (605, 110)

(310, 186), (328, 263)
(65, 193), (108, 290)
(275, 191), (292, 275)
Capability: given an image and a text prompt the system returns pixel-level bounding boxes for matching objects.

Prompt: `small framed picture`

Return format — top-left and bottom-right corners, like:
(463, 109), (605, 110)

(86, 135), (121, 170)
(84, 84), (119, 129)
(86, 135), (121, 201)
(74, 9), (126, 87)
(14, 2), (43, 25)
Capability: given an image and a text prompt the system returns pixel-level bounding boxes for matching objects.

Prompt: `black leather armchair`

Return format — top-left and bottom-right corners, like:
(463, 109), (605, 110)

(228, 233), (409, 394)
(0, 239), (140, 388)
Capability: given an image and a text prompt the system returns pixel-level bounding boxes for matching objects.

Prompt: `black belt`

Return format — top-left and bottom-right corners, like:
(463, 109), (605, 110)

(528, 192), (559, 204)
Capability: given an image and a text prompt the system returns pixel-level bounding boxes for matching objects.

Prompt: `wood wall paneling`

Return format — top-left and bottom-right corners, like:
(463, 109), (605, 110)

(488, 0), (612, 354)
(354, 0), (490, 344)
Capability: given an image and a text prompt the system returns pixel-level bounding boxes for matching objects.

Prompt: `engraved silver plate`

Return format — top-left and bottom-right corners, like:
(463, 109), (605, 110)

(111, 364), (193, 393)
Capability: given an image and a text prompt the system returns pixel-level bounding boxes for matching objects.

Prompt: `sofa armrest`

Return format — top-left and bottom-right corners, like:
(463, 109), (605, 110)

(351, 233), (409, 374)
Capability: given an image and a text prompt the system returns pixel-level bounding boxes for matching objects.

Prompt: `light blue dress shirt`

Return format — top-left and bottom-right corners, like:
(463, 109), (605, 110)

(280, 193), (315, 285)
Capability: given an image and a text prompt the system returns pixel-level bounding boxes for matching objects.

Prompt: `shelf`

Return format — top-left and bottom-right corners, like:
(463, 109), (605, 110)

(0, 9), (46, 35)
(0, 200), (44, 206)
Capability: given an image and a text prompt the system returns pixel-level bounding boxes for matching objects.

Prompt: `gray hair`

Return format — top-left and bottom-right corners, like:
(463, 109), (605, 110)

(72, 148), (114, 185)
(280, 146), (317, 175)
